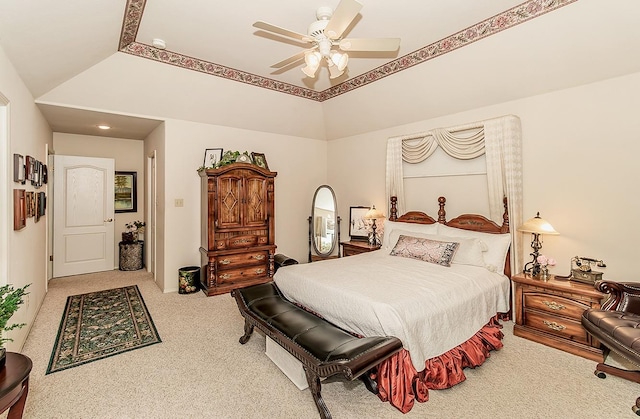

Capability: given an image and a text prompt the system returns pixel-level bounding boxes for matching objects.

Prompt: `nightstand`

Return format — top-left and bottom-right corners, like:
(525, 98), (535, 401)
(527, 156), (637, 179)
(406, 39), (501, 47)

(511, 272), (605, 362)
(341, 241), (380, 257)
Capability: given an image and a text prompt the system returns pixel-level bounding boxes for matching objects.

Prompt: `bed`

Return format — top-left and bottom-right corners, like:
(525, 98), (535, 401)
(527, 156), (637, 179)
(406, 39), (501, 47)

(274, 196), (512, 413)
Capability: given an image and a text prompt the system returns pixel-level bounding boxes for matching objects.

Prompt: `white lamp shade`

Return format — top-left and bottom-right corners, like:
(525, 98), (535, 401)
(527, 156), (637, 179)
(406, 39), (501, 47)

(330, 51), (348, 71)
(302, 51), (321, 78)
(517, 212), (558, 235)
(327, 61), (344, 79)
(364, 205), (385, 220)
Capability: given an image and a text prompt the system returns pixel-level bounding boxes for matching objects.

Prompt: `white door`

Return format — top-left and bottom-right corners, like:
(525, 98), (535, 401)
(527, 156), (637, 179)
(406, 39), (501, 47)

(53, 155), (115, 277)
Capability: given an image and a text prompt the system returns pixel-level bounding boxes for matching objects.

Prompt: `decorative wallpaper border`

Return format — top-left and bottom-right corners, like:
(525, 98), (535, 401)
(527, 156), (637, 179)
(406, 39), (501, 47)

(119, 0), (577, 102)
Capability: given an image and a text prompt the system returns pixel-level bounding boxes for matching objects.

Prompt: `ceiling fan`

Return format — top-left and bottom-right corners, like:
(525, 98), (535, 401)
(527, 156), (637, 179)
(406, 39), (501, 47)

(253, 0), (400, 79)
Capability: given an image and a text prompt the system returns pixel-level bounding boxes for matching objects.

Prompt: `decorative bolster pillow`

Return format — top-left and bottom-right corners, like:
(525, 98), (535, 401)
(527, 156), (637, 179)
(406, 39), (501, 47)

(389, 235), (459, 267)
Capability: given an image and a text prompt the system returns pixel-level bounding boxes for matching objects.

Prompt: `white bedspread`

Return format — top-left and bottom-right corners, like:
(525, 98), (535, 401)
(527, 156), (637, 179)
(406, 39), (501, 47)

(274, 250), (510, 371)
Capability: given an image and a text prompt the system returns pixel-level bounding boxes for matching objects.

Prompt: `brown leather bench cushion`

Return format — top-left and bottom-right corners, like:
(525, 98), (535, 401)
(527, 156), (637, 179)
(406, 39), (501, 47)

(235, 282), (403, 378)
(582, 309), (640, 365)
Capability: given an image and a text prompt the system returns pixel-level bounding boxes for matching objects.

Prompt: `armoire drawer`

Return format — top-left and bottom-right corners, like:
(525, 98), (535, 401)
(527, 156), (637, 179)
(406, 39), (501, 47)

(216, 264), (268, 284)
(216, 251), (268, 270)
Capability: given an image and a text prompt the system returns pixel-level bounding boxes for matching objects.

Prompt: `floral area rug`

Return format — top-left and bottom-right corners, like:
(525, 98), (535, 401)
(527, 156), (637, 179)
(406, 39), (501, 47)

(46, 285), (161, 374)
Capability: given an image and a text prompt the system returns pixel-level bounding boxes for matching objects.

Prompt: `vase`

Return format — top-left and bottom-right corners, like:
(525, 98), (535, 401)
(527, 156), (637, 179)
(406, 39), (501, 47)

(540, 266), (550, 280)
(122, 232), (135, 243)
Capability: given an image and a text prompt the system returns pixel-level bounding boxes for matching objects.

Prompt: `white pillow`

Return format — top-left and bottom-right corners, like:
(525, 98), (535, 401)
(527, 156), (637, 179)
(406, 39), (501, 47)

(386, 230), (488, 268)
(381, 220), (439, 250)
(438, 224), (511, 274)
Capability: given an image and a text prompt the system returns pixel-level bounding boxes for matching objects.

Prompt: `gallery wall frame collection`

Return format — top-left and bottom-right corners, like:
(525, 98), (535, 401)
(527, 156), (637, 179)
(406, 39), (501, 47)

(12, 153), (48, 230)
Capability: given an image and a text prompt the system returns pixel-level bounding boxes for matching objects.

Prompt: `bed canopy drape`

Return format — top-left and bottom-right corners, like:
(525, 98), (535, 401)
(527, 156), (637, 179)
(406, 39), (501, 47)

(385, 114), (523, 273)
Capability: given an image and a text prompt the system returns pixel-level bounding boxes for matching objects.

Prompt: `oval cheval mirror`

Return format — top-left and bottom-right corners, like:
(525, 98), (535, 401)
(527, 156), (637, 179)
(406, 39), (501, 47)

(308, 185), (340, 262)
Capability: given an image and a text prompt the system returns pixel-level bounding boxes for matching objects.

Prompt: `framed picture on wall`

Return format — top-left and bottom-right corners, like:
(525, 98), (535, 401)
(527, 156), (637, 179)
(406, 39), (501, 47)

(115, 171), (137, 213)
(13, 189), (26, 231)
(13, 154), (25, 184)
(349, 206), (371, 241)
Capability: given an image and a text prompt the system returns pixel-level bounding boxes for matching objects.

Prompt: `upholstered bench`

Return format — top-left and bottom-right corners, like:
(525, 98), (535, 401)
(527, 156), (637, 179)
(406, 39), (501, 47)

(581, 280), (640, 415)
(233, 282), (403, 419)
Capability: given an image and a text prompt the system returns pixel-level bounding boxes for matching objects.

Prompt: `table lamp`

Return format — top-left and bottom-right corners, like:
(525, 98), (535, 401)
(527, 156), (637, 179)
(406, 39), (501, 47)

(517, 212), (558, 277)
(364, 205), (385, 246)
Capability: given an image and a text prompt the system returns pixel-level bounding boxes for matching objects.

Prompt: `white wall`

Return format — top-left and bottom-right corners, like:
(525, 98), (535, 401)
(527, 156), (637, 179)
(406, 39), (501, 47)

(159, 119), (326, 293)
(0, 45), (52, 350)
(52, 133), (145, 268)
(328, 72), (640, 281)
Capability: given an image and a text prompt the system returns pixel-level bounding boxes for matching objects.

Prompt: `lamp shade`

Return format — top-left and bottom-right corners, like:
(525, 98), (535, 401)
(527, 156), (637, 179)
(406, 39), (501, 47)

(301, 51), (321, 78)
(364, 205), (385, 220)
(517, 212), (558, 235)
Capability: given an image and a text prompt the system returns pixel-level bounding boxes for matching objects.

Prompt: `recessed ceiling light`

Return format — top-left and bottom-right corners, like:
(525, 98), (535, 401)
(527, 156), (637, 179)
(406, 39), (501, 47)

(97, 125), (111, 130)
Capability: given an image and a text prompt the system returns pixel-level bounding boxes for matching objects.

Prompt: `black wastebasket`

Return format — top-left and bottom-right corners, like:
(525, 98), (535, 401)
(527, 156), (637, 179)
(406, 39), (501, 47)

(178, 266), (200, 294)
(274, 254), (298, 273)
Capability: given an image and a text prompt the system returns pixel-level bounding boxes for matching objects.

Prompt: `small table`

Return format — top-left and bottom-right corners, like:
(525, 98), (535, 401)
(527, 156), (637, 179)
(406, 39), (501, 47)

(341, 240), (380, 257)
(0, 352), (32, 419)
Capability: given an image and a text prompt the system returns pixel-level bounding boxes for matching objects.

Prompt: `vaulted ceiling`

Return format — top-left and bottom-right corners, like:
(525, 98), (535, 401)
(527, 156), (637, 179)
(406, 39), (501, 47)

(0, 0), (639, 140)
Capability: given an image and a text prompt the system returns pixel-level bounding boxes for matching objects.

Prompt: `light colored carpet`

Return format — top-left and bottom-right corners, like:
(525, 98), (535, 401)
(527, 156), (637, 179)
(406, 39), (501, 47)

(7, 271), (639, 418)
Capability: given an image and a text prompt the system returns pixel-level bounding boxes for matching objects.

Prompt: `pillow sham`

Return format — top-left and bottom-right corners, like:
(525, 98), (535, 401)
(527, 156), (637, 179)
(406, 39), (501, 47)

(381, 220), (439, 250)
(438, 224), (511, 273)
(389, 235), (459, 267)
(387, 230), (488, 268)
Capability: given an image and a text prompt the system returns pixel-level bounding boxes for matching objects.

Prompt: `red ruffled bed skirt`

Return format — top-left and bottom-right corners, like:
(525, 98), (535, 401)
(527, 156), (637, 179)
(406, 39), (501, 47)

(374, 316), (505, 414)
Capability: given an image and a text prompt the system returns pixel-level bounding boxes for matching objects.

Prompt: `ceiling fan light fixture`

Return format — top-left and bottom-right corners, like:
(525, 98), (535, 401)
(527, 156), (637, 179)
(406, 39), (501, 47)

(327, 62), (344, 79)
(302, 51), (322, 78)
(330, 51), (349, 71)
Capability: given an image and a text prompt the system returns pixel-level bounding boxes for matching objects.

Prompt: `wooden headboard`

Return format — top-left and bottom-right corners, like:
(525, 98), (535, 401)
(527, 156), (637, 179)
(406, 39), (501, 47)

(389, 196), (511, 278)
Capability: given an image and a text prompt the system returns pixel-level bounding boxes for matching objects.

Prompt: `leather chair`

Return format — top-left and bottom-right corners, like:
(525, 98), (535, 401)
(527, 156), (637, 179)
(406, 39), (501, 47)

(582, 280), (640, 415)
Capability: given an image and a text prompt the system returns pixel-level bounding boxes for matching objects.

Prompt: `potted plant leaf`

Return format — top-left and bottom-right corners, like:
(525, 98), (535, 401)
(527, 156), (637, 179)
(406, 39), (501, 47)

(0, 283), (29, 368)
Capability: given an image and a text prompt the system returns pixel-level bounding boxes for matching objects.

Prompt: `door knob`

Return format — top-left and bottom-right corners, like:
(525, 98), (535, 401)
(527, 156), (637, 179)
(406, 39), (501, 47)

(104, 218), (113, 222)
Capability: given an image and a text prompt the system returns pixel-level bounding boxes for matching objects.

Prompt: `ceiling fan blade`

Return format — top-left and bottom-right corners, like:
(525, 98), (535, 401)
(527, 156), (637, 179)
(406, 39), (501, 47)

(324, 0), (363, 40)
(339, 38), (401, 52)
(270, 50), (308, 68)
(253, 21), (313, 43)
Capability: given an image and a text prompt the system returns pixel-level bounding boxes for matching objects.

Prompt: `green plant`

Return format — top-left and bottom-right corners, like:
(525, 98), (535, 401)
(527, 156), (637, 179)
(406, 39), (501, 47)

(0, 283), (30, 347)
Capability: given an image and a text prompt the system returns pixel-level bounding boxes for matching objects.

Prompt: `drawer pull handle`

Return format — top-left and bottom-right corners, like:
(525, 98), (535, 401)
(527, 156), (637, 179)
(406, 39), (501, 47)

(219, 259), (231, 265)
(255, 268), (265, 274)
(252, 254), (265, 261)
(219, 273), (232, 280)
(543, 320), (566, 331)
(543, 301), (565, 311)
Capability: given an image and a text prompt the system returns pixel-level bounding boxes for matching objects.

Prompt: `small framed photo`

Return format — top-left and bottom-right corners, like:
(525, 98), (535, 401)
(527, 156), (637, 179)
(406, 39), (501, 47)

(13, 189), (26, 231)
(25, 191), (35, 218)
(203, 148), (223, 168)
(115, 171), (137, 213)
(13, 154), (25, 184)
(349, 206), (371, 241)
(251, 152), (269, 170)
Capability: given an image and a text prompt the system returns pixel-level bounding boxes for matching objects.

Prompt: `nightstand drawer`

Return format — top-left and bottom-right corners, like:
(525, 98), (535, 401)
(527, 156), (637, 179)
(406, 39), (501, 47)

(524, 310), (589, 344)
(524, 293), (590, 320)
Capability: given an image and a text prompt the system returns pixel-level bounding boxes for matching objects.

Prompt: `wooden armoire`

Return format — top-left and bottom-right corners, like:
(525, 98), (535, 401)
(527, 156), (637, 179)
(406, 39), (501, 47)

(199, 163), (277, 296)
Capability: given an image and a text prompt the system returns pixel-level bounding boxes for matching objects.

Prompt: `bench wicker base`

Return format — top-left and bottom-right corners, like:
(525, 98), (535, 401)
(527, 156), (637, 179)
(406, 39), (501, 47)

(233, 282), (402, 419)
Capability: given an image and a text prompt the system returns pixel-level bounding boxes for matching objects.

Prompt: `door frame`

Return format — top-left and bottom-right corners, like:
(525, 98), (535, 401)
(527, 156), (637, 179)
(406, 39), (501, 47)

(0, 92), (8, 286)
(146, 150), (156, 278)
